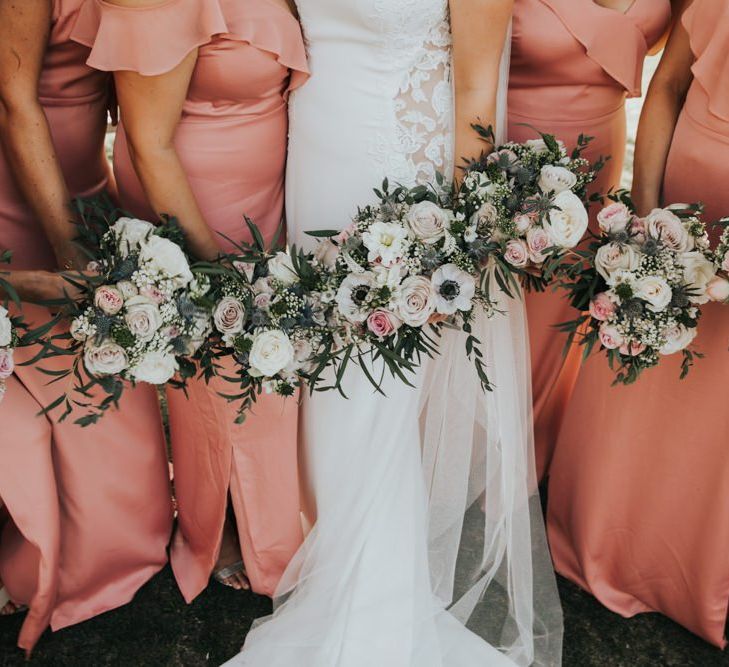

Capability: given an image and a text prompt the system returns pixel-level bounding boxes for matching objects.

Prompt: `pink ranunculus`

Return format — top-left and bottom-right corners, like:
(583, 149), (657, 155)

(597, 202), (632, 234)
(335, 223), (357, 244)
(706, 276), (729, 303)
(254, 292), (272, 310)
(630, 217), (647, 243)
(526, 227), (551, 264)
(139, 285), (167, 305)
(0, 348), (14, 380)
(619, 340), (646, 357)
(94, 286), (124, 315)
(504, 239), (529, 267)
(598, 323), (624, 350)
(589, 292), (617, 322)
(366, 309), (402, 340)
(513, 214), (532, 235)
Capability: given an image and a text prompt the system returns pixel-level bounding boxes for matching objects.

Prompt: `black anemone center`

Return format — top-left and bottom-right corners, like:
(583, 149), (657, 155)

(439, 279), (460, 301)
(352, 285), (371, 305)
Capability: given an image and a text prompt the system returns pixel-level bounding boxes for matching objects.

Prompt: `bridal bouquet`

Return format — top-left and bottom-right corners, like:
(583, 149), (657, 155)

(45, 200), (212, 424)
(455, 127), (597, 295)
(560, 201), (716, 384)
(707, 224), (729, 304)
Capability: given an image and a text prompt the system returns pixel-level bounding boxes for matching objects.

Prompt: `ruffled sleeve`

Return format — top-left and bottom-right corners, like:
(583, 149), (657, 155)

(540, 0), (649, 97)
(683, 0), (729, 122)
(70, 0), (229, 76)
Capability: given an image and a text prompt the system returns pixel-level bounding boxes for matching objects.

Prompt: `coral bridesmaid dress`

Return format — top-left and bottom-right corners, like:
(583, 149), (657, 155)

(0, 0), (172, 653)
(72, 0), (309, 600)
(548, 0), (729, 647)
(508, 0), (671, 479)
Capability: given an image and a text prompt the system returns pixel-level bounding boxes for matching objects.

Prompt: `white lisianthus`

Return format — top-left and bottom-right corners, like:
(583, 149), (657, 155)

(678, 251), (716, 304)
(395, 275), (436, 327)
(431, 264), (476, 315)
(645, 208), (694, 252)
(213, 296), (246, 341)
(124, 295), (163, 342)
(404, 201), (452, 244)
(538, 165), (577, 194)
(268, 252), (298, 285)
(634, 275), (673, 312)
(138, 235), (193, 288)
(594, 242), (640, 283)
(130, 351), (178, 385)
(659, 324), (697, 356)
(0, 306), (12, 347)
(249, 330), (295, 378)
(544, 191), (588, 249)
(361, 221), (410, 267)
(110, 217), (155, 256)
(336, 272), (377, 323)
(84, 340), (128, 377)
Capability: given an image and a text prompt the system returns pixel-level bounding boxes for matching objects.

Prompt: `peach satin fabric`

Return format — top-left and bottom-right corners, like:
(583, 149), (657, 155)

(549, 0), (729, 646)
(72, 0), (309, 599)
(0, 0), (172, 653)
(507, 0), (671, 479)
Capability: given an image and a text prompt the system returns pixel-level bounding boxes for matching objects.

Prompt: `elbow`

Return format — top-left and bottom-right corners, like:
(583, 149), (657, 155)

(124, 132), (177, 175)
(0, 89), (41, 131)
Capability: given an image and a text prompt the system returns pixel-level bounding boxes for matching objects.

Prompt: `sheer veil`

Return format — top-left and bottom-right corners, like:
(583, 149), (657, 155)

(419, 24), (564, 666)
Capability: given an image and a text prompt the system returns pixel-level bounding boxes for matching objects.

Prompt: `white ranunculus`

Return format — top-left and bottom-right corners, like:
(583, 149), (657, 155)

(124, 295), (163, 342)
(130, 351), (178, 385)
(249, 330), (295, 378)
(138, 235), (193, 288)
(679, 251), (716, 304)
(361, 220), (410, 267)
(538, 165), (578, 195)
(336, 272), (377, 323)
(659, 324), (697, 356)
(645, 208), (694, 252)
(84, 340), (128, 377)
(431, 263), (476, 315)
(404, 201), (452, 244)
(0, 306), (12, 347)
(594, 242), (641, 283)
(634, 275), (673, 312)
(395, 275), (436, 327)
(111, 217), (155, 256)
(268, 251), (299, 285)
(544, 191), (589, 249)
(213, 296), (246, 340)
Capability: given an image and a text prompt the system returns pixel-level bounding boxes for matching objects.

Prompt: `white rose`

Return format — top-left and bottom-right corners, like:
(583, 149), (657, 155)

(213, 297), (246, 339)
(249, 330), (295, 378)
(544, 191), (589, 249)
(268, 252), (298, 285)
(0, 307), (12, 347)
(84, 340), (128, 377)
(124, 295), (163, 342)
(538, 165), (578, 195)
(116, 280), (139, 300)
(659, 324), (697, 356)
(706, 276), (729, 303)
(679, 251), (716, 304)
(595, 242), (641, 283)
(130, 351), (178, 385)
(405, 201), (452, 244)
(138, 235), (193, 288)
(634, 275), (673, 312)
(110, 217), (155, 256)
(395, 275), (436, 327)
(645, 208), (693, 252)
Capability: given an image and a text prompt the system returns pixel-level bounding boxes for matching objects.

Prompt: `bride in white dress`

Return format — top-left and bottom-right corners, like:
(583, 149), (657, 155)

(224, 1), (562, 665)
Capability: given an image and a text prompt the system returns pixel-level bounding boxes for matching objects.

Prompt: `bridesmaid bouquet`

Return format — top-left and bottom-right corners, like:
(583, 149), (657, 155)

(560, 200), (716, 384)
(455, 126), (597, 295)
(0, 253), (18, 403)
(707, 223), (729, 304)
(44, 200), (213, 424)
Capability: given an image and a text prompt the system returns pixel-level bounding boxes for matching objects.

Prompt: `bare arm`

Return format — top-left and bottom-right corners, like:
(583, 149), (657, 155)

(631, 0), (695, 215)
(0, 270), (68, 303)
(0, 0), (86, 269)
(450, 0), (513, 180)
(107, 0), (220, 260)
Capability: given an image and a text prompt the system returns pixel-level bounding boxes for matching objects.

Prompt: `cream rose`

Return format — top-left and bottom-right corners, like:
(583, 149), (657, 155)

(116, 281), (139, 300)
(634, 275), (672, 312)
(594, 242), (640, 283)
(130, 351), (178, 385)
(249, 330), (295, 378)
(213, 297), (246, 340)
(526, 227), (552, 264)
(679, 251), (716, 304)
(395, 275), (436, 327)
(706, 276), (729, 303)
(405, 201), (452, 244)
(138, 235), (193, 288)
(268, 252), (298, 285)
(0, 307), (12, 347)
(544, 191), (589, 249)
(598, 323), (624, 350)
(84, 340), (128, 377)
(94, 286), (124, 316)
(597, 202), (632, 234)
(538, 165), (577, 195)
(659, 324), (697, 356)
(124, 295), (163, 342)
(645, 208), (693, 251)
(110, 217), (155, 256)
(504, 239), (530, 267)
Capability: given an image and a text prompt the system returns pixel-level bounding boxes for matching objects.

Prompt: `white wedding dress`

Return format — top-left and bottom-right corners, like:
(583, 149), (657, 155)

(223, 1), (562, 665)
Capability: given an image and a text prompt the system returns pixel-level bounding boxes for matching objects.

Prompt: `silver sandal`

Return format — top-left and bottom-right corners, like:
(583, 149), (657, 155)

(213, 560), (246, 588)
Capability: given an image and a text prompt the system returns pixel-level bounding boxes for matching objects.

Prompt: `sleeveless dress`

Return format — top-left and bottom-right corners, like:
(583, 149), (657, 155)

(222, 2), (559, 666)
(548, 0), (729, 647)
(508, 0), (671, 479)
(71, 0), (310, 599)
(0, 0), (172, 653)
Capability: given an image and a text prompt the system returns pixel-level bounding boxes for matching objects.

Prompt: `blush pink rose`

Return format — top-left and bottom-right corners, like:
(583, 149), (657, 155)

(94, 286), (124, 315)
(597, 202), (632, 234)
(504, 239), (529, 267)
(598, 323), (624, 350)
(706, 276), (729, 303)
(630, 217), (647, 243)
(139, 285), (167, 305)
(0, 348), (14, 380)
(589, 292), (617, 322)
(526, 227), (551, 264)
(619, 340), (646, 357)
(366, 309), (402, 340)
(514, 214), (532, 235)
(335, 223), (357, 244)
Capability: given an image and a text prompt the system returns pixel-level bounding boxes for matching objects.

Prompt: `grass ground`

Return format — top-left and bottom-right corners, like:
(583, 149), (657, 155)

(0, 566), (727, 667)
